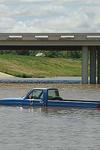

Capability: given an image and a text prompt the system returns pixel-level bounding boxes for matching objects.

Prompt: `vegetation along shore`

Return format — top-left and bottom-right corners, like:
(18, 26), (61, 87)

(0, 51), (82, 78)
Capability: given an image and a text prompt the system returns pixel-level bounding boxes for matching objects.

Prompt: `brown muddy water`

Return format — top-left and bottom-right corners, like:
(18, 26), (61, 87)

(0, 83), (100, 150)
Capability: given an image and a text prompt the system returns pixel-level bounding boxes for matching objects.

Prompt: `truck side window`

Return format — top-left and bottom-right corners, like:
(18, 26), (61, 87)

(48, 89), (62, 100)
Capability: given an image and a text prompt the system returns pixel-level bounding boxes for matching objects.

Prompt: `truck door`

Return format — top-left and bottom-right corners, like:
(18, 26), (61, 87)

(26, 89), (44, 106)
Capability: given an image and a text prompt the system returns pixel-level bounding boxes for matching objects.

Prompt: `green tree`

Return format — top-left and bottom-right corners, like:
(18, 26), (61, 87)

(67, 51), (82, 59)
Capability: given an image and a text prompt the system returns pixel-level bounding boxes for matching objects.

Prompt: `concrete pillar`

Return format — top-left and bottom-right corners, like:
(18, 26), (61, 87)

(97, 50), (100, 84)
(90, 48), (96, 84)
(82, 46), (88, 84)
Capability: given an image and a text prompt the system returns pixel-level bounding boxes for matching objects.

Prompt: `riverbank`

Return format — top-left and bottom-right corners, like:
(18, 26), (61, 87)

(0, 54), (81, 78)
(0, 53), (82, 83)
(0, 71), (81, 84)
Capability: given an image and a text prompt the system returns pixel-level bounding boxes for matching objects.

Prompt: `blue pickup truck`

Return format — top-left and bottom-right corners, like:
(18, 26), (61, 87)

(0, 88), (100, 109)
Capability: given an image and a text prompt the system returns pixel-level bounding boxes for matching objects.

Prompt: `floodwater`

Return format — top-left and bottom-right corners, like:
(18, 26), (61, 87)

(0, 83), (100, 150)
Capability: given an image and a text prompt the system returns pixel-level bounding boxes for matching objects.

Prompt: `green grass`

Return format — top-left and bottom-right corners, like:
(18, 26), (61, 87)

(0, 54), (81, 78)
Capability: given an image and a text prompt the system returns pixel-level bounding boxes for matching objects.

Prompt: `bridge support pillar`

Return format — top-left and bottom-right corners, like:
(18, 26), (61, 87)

(97, 50), (100, 84)
(82, 46), (89, 84)
(90, 48), (96, 84)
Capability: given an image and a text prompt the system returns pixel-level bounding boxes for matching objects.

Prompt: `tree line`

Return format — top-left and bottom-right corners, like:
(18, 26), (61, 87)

(0, 50), (82, 59)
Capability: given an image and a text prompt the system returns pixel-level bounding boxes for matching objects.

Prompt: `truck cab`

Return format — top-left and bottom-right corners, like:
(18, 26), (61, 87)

(25, 88), (62, 106)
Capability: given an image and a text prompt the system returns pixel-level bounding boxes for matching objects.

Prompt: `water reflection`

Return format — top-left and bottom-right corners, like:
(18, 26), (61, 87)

(18, 106), (100, 115)
(0, 105), (100, 150)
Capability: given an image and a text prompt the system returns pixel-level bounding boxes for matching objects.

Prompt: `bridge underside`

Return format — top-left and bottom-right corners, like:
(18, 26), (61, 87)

(0, 45), (82, 51)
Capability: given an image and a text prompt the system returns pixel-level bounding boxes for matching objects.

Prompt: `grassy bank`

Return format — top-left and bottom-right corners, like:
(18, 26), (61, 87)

(0, 54), (81, 78)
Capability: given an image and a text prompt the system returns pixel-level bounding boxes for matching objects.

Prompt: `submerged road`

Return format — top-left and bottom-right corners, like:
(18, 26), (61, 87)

(0, 73), (81, 84)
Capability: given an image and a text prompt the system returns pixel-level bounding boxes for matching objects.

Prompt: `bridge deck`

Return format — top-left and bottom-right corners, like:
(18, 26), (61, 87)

(0, 33), (100, 50)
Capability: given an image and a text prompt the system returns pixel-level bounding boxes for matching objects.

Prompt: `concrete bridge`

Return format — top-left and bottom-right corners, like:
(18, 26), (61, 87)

(0, 33), (100, 84)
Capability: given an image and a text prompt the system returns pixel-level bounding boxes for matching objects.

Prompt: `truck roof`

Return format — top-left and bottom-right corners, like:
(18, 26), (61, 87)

(32, 88), (58, 90)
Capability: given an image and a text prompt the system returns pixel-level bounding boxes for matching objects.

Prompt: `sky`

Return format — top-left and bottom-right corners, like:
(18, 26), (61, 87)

(0, 0), (100, 33)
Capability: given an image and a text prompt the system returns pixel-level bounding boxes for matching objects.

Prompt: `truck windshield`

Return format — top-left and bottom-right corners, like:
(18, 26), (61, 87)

(28, 89), (43, 99)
